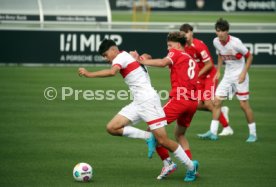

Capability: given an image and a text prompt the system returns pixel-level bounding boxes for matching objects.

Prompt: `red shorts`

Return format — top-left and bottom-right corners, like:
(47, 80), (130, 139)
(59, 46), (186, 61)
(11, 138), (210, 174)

(163, 97), (198, 128)
(197, 74), (218, 101)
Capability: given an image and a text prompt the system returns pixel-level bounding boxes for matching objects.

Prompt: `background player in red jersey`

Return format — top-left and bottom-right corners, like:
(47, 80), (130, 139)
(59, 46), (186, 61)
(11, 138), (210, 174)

(180, 24), (234, 140)
(138, 32), (199, 181)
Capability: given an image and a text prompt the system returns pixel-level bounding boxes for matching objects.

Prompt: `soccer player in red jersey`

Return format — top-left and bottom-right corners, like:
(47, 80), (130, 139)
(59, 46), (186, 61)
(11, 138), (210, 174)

(180, 24), (234, 140)
(138, 32), (199, 181)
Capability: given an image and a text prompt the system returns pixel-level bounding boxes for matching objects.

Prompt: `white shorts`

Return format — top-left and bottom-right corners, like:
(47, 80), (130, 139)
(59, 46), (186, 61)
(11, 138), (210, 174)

(216, 74), (249, 100)
(118, 97), (167, 130)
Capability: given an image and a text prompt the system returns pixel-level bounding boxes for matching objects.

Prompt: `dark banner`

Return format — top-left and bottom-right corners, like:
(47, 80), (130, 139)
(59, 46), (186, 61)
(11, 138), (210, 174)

(44, 16), (108, 22)
(0, 14), (108, 22)
(0, 30), (275, 64)
(0, 14), (40, 21)
(109, 0), (276, 12)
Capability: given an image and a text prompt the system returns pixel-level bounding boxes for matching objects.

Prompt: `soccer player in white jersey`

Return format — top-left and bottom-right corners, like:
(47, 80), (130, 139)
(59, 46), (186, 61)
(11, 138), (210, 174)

(198, 18), (257, 142)
(78, 39), (199, 181)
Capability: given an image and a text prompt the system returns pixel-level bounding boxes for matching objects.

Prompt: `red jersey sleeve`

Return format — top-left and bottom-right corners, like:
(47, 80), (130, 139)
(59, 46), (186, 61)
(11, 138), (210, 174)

(195, 39), (211, 63)
(166, 49), (179, 64)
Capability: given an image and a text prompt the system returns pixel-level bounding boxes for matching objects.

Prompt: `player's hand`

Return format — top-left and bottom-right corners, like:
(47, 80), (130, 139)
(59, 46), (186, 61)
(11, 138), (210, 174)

(140, 53), (152, 60)
(238, 71), (246, 84)
(129, 50), (140, 60)
(78, 68), (88, 77)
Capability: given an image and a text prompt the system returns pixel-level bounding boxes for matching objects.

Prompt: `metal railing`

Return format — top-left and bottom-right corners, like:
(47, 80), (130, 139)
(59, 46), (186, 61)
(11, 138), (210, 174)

(1, 21), (276, 32)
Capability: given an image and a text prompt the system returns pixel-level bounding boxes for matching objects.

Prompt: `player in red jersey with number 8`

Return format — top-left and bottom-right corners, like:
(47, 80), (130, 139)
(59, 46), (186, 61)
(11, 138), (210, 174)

(138, 32), (199, 181)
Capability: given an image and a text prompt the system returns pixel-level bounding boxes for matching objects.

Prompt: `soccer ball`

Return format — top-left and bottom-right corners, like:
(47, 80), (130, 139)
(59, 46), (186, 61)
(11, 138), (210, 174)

(73, 162), (93, 182)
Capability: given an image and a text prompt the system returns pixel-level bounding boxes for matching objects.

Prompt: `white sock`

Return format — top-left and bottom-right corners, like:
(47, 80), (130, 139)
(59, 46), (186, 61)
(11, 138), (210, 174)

(248, 122), (257, 136)
(224, 126), (232, 131)
(122, 126), (150, 140)
(210, 120), (219, 135)
(173, 145), (194, 171)
(163, 157), (173, 167)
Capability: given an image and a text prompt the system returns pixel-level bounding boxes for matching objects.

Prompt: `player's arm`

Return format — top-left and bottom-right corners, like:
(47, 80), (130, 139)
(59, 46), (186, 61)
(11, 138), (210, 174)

(78, 66), (120, 78)
(214, 54), (223, 81)
(139, 57), (171, 67)
(197, 43), (214, 77)
(129, 51), (152, 61)
(239, 52), (253, 83)
(198, 59), (213, 77)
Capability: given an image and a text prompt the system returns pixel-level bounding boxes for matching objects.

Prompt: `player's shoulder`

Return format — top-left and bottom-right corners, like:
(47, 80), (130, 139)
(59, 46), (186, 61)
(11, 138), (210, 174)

(213, 37), (220, 44)
(193, 38), (208, 49)
(168, 48), (181, 57)
(193, 38), (205, 45)
(213, 37), (222, 50)
(117, 51), (129, 58)
(113, 51), (135, 65)
(229, 35), (243, 44)
(116, 51), (134, 60)
(169, 48), (179, 53)
(168, 49), (191, 61)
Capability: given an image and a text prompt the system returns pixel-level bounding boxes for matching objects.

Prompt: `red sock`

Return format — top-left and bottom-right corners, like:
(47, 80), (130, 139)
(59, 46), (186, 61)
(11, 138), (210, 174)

(219, 112), (228, 127)
(156, 146), (170, 160)
(185, 149), (192, 159)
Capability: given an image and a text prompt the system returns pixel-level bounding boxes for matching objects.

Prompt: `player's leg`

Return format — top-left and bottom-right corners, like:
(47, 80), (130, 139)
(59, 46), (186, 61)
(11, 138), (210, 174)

(239, 100), (254, 123)
(219, 106), (234, 136)
(175, 99), (197, 159)
(106, 114), (152, 139)
(151, 127), (198, 182)
(142, 97), (198, 181)
(236, 75), (257, 142)
(107, 103), (149, 138)
(205, 75), (232, 135)
(106, 114), (132, 136)
(155, 98), (179, 180)
(197, 81), (232, 137)
(174, 101), (199, 181)
(174, 125), (192, 159)
(239, 100), (257, 142)
(106, 103), (155, 157)
(155, 145), (176, 180)
(197, 99), (231, 131)
(197, 96), (223, 140)
(198, 77), (231, 140)
(197, 100), (208, 111)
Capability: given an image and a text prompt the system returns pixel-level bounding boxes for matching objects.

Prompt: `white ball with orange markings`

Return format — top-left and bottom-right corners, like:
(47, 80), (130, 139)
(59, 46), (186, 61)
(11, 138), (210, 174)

(73, 163), (93, 182)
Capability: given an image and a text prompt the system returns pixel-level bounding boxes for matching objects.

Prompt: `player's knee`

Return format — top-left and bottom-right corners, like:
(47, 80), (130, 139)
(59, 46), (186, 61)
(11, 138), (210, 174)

(106, 124), (116, 135)
(213, 98), (222, 109)
(174, 134), (182, 142)
(156, 137), (168, 147)
(174, 131), (183, 141)
(204, 102), (214, 111)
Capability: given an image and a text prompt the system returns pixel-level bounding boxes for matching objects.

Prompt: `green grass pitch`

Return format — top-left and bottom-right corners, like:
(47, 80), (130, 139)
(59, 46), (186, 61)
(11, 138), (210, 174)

(112, 11), (276, 23)
(0, 66), (275, 187)
(0, 10), (276, 187)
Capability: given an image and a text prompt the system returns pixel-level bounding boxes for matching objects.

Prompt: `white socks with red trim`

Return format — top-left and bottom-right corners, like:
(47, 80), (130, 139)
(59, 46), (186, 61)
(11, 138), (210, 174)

(248, 122), (257, 136)
(122, 126), (150, 140)
(210, 120), (219, 135)
(173, 145), (194, 171)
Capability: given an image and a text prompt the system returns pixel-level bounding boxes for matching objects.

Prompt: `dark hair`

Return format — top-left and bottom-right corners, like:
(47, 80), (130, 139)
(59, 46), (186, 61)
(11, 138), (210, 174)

(98, 39), (117, 55)
(215, 18), (229, 31)
(167, 32), (187, 46)
(179, 23), (193, 33)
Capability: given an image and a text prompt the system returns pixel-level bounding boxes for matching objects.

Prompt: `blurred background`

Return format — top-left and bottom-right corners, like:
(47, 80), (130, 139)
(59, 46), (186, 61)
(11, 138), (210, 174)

(0, 0), (275, 65)
(0, 1), (276, 187)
